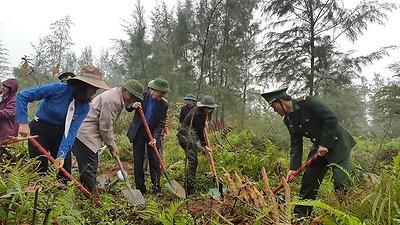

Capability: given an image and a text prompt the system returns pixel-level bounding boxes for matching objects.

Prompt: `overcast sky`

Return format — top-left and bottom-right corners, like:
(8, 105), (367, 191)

(0, 0), (399, 80)
(0, 0), (174, 71)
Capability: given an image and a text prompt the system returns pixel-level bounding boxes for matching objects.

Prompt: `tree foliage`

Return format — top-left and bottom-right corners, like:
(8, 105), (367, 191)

(0, 33), (9, 77)
(115, 0), (151, 82)
(18, 16), (75, 87)
(371, 79), (400, 138)
(259, 0), (397, 95)
(4, 0), (399, 137)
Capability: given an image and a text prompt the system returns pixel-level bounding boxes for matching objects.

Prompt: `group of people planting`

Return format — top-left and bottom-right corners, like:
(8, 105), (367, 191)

(0, 65), (356, 222)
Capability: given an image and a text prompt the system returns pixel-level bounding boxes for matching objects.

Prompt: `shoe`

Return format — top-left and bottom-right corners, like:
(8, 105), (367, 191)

(53, 180), (68, 190)
(138, 186), (147, 194)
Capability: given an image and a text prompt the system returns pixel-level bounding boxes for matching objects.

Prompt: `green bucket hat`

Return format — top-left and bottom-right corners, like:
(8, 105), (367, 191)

(261, 87), (289, 104)
(147, 80), (154, 88)
(148, 78), (171, 93)
(197, 95), (218, 108)
(121, 79), (144, 101)
(183, 93), (197, 101)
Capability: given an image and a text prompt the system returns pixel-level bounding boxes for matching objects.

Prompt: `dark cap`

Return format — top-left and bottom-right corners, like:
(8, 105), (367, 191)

(58, 72), (75, 82)
(261, 87), (289, 104)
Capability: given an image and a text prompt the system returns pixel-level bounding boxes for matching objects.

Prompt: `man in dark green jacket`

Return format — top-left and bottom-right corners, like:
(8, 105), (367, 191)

(261, 87), (356, 219)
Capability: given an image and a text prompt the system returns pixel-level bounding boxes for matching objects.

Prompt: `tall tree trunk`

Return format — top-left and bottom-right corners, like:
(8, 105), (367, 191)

(197, 0), (223, 93)
(308, 0), (315, 96)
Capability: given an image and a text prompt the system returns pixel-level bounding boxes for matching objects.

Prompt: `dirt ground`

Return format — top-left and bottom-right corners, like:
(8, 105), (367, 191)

(94, 160), (253, 224)
(97, 160), (133, 180)
(182, 198), (253, 224)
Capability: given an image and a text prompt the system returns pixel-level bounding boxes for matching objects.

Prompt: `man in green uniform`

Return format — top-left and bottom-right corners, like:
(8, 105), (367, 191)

(261, 87), (356, 219)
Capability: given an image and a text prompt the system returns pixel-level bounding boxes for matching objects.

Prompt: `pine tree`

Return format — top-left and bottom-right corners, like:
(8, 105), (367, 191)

(259, 0), (397, 95)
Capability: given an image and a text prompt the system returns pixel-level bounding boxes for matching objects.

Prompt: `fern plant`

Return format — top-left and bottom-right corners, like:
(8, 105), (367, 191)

(157, 200), (194, 225)
(360, 152), (400, 225)
(0, 158), (38, 224)
(291, 200), (363, 225)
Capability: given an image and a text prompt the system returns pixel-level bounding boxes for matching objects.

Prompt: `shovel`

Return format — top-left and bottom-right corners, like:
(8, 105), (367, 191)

(204, 127), (225, 199)
(115, 154), (146, 205)
(138, 107), (186, 199)
(272, 153), (319, 194)
(28, 138), (92, 199)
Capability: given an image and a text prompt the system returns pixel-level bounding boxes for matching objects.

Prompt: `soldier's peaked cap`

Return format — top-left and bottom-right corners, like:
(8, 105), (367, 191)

(261, 87), (289, 104)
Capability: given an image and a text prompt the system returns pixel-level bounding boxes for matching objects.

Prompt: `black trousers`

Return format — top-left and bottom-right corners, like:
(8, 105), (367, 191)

(71, 139), (98, 192)
(133, 125), (161, 194)
(143, 135), (164, 171)
(28, 118), (72, 179)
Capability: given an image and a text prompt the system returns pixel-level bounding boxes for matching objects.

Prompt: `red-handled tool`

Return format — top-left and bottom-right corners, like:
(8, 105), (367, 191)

(138, 107), (186, 199)
(29, 138), (92, 199)
(272, 153), (319, 194)
(0, 135), (39, 146)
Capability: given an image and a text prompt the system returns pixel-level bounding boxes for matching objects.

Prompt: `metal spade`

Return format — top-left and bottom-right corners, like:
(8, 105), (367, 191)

(115, 154), (146, 205)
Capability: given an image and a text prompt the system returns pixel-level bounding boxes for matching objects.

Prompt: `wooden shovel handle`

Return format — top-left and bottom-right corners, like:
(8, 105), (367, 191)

(114, 154), (135, 193)
(204, 127), (218, 180)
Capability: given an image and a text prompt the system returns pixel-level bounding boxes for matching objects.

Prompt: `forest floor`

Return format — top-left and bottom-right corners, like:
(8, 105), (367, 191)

(93, 158), (255, 224)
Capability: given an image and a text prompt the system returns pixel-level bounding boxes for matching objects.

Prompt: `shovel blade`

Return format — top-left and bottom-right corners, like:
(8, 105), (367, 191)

(209, 187), (228, 200)
(209, 188), (220, 199)
(122, 189), (146, 205)
(165, 179), (186, 199)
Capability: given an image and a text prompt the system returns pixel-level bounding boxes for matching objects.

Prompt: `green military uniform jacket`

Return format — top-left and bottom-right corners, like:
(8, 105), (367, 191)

(283, 96), (356, 170)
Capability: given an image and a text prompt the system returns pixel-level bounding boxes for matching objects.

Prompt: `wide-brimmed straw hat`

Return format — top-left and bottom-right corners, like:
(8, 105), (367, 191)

(197, 95), (218, 108)
(68, 65), (109, 89)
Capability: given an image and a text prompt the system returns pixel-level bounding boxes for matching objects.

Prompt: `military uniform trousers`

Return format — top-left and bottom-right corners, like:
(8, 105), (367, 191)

(295, 149), (351, 217)
(177, 135), (200, 196)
